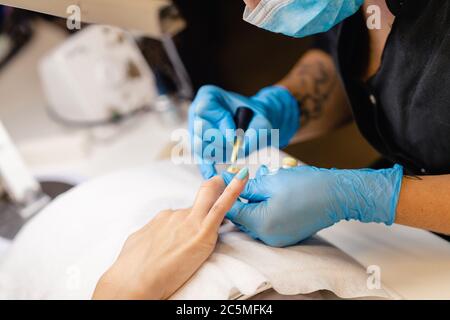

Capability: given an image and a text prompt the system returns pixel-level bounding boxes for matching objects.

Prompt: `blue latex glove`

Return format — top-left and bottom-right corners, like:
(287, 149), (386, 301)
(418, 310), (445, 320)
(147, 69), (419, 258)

(189, 85), (299, 179)
(222, 164), (403, 247)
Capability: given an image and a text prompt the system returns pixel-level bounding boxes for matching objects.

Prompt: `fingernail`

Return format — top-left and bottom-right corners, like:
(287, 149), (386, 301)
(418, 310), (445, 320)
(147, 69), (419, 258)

(236, 167), (249, 180)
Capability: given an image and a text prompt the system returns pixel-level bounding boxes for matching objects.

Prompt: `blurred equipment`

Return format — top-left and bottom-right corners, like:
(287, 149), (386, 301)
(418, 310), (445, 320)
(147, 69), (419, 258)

(0, 121), (73, 239)
(0, 121), (50, 222)
(1, 0), (185, 39)
(4, 0), (192, 126)
(39, 25), (158, 126)
(0, 5), (33, 70)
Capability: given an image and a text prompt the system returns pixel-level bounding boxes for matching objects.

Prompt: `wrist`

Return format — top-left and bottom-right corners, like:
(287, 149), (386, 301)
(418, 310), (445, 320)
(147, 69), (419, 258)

(93, 268), (163, 300)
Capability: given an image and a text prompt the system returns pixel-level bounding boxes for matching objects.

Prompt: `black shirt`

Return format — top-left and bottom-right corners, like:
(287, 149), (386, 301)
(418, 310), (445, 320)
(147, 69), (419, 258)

(318, 0), (450, 175)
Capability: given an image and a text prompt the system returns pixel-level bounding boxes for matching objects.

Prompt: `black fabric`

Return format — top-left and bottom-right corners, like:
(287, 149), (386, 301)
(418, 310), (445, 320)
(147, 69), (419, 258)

(386, 0), (405, 16)
(318, 0), (450, 175)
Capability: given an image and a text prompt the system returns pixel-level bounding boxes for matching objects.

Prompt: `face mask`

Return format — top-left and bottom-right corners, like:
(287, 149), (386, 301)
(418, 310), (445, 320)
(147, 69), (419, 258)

(243, 0), (364, 38)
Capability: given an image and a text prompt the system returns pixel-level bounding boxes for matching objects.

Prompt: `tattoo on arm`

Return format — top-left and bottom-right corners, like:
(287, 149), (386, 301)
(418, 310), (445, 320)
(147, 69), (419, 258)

(294, 61), (337, 127)
(405, 175), (423, 181)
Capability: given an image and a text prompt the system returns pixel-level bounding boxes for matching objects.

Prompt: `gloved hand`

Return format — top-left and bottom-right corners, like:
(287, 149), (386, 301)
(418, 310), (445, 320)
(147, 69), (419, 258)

(222, 164), (404, 247)
(189, 85), (300, 179)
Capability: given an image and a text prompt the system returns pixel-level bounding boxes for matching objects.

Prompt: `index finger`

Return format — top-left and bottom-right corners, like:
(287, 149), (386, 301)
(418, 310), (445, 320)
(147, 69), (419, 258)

(203, 167), (249, 232)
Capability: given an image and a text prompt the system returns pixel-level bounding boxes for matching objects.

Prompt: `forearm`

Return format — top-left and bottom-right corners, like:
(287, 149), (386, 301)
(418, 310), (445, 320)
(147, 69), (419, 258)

(277, 49), (353, 143)
(396, 175), (450, 235)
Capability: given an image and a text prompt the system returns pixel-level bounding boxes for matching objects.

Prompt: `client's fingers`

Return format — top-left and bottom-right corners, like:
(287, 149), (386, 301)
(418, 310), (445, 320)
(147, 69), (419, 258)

(191, 176), (225, 219)
(203, 167), (249, 232)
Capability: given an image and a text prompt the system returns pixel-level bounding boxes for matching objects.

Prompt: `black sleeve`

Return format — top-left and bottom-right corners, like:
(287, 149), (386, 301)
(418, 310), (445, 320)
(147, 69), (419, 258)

(311, 33), (332, 54)
(309, 22), (342, 56)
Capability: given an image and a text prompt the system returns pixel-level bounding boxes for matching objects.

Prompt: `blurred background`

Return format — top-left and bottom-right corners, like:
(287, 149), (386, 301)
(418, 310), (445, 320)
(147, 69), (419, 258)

(0, 1), (378, 240)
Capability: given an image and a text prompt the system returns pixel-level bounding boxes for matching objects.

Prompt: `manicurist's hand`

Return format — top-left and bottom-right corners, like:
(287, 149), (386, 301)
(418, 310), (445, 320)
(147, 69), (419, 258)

(93, 168), (249, 300)
(189, 85), (299, 179)
(222, 164), (403, 247)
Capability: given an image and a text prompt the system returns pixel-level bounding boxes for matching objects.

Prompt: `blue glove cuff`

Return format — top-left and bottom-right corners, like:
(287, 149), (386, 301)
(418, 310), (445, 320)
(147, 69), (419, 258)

(336, 164), (404, 225)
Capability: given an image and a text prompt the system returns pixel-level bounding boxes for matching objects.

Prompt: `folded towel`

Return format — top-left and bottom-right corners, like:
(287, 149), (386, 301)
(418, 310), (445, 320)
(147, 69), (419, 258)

(172, 221), (391, 299)
(0, 160), (394, 300)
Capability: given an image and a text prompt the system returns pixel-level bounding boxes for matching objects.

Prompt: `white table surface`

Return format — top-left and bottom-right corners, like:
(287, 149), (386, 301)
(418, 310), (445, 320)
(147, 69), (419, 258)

(319, 221), (450, 300)
(0, 237), (11, 262)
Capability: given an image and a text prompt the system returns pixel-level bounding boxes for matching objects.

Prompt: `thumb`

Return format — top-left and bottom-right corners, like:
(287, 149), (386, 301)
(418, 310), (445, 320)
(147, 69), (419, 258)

(240, 177), (270, 202)
(222, 171), (270, 202)
(222, 172), (270, 202)
(223, 165), (270, 182)
(226, 201), (266, 239)
(255, 165), (270, 178)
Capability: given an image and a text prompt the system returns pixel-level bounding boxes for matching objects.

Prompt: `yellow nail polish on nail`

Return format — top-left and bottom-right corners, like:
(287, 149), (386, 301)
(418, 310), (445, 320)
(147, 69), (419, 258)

(227, 165), (240, 174)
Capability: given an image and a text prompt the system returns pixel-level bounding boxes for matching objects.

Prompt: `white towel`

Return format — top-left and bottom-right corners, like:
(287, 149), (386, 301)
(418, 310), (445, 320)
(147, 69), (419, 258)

(0, 161), (393, 300)
(0, 238), (11, 262)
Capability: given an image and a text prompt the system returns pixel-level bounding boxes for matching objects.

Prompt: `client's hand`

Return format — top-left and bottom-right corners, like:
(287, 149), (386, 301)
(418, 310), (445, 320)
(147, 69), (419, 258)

(93, 167), (249, 300)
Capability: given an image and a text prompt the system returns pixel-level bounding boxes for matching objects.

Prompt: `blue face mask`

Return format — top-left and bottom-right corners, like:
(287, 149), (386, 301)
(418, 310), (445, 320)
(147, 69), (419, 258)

(243, 0), (364, 38)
